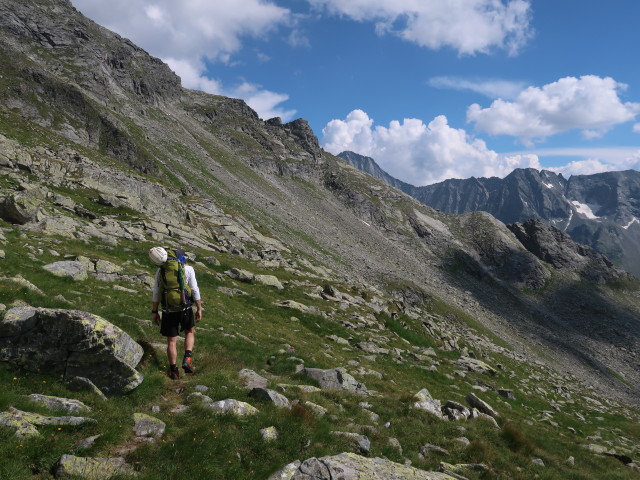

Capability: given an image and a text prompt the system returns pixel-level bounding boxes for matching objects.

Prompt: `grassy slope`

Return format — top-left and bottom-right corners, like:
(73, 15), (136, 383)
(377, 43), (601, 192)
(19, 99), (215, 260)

(1, 210), (640, 480)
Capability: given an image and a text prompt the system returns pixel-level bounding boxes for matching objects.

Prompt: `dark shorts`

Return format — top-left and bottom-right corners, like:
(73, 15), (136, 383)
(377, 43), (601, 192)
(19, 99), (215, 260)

(160, 308), (195, 337)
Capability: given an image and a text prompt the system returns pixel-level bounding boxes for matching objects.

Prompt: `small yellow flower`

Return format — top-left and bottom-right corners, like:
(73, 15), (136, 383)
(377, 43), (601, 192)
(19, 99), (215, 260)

(12, 377), (17, 381)
(57, 427), (62, 431)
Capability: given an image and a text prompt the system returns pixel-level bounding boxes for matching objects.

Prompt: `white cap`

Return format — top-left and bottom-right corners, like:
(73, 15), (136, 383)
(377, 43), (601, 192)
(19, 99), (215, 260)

(149, 246), (168, 265)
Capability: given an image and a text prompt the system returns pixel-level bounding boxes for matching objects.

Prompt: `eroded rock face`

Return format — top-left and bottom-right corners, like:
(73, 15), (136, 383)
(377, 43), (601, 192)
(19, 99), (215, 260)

(0, 307), (143, 395)
(0, 189), (44, 224)
(269, 452), (457, 480)
(508, 218), (628, 283)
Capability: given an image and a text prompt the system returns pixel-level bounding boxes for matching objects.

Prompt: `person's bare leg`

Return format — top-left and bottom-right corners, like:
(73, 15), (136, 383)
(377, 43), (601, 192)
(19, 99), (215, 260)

(184, 328), (194, 352)
(167, 336), (177, 365)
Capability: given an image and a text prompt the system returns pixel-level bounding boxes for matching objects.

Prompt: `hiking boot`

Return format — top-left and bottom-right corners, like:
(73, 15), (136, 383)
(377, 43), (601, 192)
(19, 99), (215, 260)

(168, 368), (180, 380)
(182, 355), (194, 374)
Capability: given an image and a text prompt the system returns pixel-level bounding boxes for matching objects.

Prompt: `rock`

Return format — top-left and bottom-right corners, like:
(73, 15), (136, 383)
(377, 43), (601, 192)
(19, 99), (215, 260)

(439, 462), (490, 475)
(0, 307), (143, 395)
(330, 432), (371, 454)
(497, 389), (515, 400)
(187, 392), (213, 404)
(1, 274), (44, 294)
(443, 400), (470, 421)
(305, 401), (328, 416)
(532, 458), (545, 467)
(66, 376), (108, 400)
(249, 388), (292, 409)
(268, 452), (457, 479)
(302, 367), (369, 395)
(420, 444), (451, 457)
(43, 261), (88, 281)
(456, 356), (498, 376)
(269, 460), (302, 480)
(55, 454), (137, 479)
(95, 259), (123, 274)
(72, 434), (101, 451)
(0, 189), (44, 224)
(274, 300), (309, 312)
(0, 407), (95, 438)
(225, 268), (254, 282)
(356, 342), (390, 355)
(27, 394), (91, 414)
(202, 399), (258, 416)
(413, 389), (444, 419)
(132, 413), (165, 439)
(254, 274), (284, 289)
(261, 426), (279, 441)
(238, 368), (269, 389)
(388, 437), (403, 454)
(466, 393), (499, 418)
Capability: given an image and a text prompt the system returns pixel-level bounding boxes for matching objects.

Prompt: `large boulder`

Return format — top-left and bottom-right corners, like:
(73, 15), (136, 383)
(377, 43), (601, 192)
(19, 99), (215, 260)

(269, 452), (457, 479)
(302, 367), (369, 396)
(0, 188), (45, 224)
(0, 307), (143, 395)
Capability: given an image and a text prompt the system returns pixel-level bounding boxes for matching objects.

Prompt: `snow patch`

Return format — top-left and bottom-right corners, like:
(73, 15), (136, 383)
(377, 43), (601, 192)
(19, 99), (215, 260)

(623, 217), (639, 230)
(361, 219), (371, 227)
(571, 201), (601, 220)
(544, 183), (554, 189)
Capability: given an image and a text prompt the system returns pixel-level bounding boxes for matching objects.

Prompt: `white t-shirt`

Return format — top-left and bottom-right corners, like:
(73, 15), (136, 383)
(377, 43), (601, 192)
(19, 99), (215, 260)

(152, 264), (201, 303)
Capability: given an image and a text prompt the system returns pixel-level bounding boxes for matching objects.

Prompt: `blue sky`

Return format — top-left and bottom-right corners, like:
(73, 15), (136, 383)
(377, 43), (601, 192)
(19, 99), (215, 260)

(71, 0), (640, 185)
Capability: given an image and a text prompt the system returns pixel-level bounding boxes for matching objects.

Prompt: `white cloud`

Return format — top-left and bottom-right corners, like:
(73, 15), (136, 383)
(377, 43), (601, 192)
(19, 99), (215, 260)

(520, 148), (640, 178)
(308, 0), (533, 55)
(633, 123), (640, 133)
(467, 75), (640, 145)
(72, 0), (291, 61)
(428, 76), (526, 100)
(71, 0), (296, 121)
(322, 109), (540, 185)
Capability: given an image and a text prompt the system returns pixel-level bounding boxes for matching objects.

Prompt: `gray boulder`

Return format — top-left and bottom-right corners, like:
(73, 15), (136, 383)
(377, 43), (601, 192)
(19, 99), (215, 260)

(302, 367), (368, 396)
(466, 393), (500, 418)
(238, 368), (269, 389)
(269, 452), (457, 479)
(249, 387), (291, 409)
(27, 394), (91, 414)
(43, 261), (88, 281)
(0, 189), (44, 224)
(0, 307), (143, 395)
(0, 407), (95, 438)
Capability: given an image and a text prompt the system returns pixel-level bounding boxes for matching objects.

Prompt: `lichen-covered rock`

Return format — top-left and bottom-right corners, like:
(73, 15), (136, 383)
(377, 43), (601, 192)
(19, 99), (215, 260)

(0, 407), (95, 438)
(302, 367), (368, 396)
(27, 394), (91, 414)
(455, 357), (498, 376)
(43, 261), (88, 281)
(202, 399), (258, 416)
(254, 274), (284, 289)
(0, 307), (143, 395)
(261, 426), (279, 441)
(132, 413), (165, 439)
(55, 454), (138, 479)
(268, 452), (457, 479)
(0, 189), (44, 224)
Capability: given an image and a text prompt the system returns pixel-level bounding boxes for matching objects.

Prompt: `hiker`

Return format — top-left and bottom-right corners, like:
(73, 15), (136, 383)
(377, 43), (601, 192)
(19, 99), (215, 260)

(149, 246), (203, 380)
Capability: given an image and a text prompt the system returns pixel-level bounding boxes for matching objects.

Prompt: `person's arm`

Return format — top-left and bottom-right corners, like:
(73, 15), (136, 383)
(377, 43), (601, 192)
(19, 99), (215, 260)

(186, 265), (202, 322)
(151, 270), (161, 324)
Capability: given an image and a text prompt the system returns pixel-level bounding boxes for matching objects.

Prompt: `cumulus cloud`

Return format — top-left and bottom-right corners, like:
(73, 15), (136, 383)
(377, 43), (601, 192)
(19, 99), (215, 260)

(72, 0), (296, 120)
(467, 75), (640, 145)
(322, 109), (541, 185)
(308, 0), (533, 55)
(428, 76), (526, 100)
(523, 148), (640, 178)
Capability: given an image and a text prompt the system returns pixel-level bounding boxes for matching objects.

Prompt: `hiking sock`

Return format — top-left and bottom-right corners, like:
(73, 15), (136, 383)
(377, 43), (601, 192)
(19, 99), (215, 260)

(182, 351), (194, 373)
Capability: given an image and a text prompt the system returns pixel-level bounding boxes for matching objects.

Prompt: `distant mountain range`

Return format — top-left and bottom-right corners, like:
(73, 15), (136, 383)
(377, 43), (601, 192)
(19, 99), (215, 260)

(339, 151), (640, 277)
